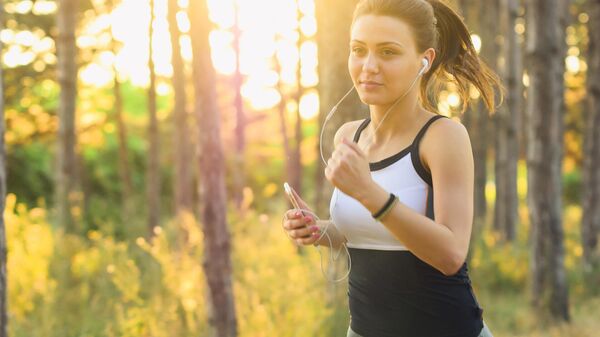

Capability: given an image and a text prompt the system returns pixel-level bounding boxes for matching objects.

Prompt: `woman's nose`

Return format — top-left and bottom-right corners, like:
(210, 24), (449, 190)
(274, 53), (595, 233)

(362, 52), (379, 73)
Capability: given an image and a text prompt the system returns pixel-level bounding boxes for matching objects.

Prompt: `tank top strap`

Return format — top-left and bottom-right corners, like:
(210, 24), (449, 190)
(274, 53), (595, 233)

(411, 114), (447, 147)
(353, 118), (371, 143)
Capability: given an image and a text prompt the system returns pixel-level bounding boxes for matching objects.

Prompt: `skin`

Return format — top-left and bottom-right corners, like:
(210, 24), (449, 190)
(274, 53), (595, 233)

(283, 15), (475, 276)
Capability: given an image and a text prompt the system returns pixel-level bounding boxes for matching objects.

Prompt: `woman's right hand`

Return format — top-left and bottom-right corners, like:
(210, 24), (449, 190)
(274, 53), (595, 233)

(282, 188), (321, 246)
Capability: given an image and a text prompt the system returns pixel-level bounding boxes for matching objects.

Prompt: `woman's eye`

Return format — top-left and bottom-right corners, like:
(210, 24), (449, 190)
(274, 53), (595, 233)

(351, 47), (365, 55)
(381, 49), (396, 56)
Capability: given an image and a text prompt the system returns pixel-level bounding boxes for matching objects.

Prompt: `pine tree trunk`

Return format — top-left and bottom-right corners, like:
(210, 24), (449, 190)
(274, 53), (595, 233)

(232, 1), (246, 210)
(147, 0), (160, 236)
(189, 1), (238, 336)
(472, 0), (495, 226)
(582, 0), (600, 276)
(314, 0), (364, 215)
(274, 46), (293, 192)
(168, 0), (193, 218)
(526, 0), (570, 321)
(459, 0), (488, 251)
(291, 1), (305, 200)
(494, 0), (521, 241)
(56, 0), (78, 232)
(0, 2), (8, 333)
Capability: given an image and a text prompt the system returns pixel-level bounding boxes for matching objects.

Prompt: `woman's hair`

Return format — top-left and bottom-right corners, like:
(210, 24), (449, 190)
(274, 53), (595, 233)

(351, 0), (503, 113)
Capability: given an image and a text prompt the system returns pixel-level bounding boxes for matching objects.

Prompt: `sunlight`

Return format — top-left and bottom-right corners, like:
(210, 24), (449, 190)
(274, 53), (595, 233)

(471, 34), (482, 54)
(299, 90), (319, 119)
(447, 92), (461, 108)
(4, 0), (318, 113)
(80, 63), (113, 87)
(565, 55), (580, 73)
(32, 0), (57, 15)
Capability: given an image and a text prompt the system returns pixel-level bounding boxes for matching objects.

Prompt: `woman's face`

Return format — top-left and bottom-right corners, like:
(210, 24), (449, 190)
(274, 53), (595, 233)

(349, 15), (427, 106)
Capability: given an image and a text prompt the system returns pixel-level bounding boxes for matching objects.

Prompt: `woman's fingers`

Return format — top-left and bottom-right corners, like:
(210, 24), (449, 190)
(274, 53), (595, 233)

(283, 208), (321, 245)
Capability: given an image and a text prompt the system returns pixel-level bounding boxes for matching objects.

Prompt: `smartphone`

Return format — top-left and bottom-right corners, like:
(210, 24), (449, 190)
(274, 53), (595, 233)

(283, 182), (305, 215)
(284, 182), (311, 236)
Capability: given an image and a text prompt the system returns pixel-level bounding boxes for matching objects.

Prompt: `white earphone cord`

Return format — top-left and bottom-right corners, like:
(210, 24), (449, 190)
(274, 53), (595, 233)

(302, 60), (428, 283)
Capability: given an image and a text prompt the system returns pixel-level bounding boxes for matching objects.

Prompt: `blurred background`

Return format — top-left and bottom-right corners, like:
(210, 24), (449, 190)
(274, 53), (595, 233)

(0, 0), (599, 336)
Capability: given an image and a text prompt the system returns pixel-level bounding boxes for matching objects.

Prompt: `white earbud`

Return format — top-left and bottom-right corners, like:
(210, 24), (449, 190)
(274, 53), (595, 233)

(419, 58), (429, 76)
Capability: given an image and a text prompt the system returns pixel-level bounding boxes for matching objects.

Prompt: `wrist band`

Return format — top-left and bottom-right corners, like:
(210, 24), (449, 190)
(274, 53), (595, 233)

(372, 193), (397, 220)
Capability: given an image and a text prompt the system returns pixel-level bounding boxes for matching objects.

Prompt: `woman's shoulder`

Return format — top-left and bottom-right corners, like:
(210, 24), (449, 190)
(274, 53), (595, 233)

(333, 119), (368, 149)
(420, 115), (472, 173)
(422, 115), (469, 144)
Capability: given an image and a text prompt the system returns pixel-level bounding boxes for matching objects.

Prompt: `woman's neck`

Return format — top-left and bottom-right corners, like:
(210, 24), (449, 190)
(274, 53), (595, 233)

(364, 94), (426, 148)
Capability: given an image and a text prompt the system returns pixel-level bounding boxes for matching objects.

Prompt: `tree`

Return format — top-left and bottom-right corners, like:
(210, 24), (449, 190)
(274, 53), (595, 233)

(458, 0), (491, 259)
(460, 0), (494, 227)
(494, 0), (521, 241)
(189, 0), (237, 336)
(0, 2), (9, 334)
(314, 0), (364, 214)
(582, 0), (600, 276)
(232, 1), (246, 209)
(147, 0), (160, 236)
(167, 0), (194, 219)
(56, 0), (79, 232)
(525, 0), (570, 321)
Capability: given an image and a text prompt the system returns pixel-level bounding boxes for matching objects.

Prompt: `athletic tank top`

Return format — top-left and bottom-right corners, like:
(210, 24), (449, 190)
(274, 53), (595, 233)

(330, 114), (484, 337)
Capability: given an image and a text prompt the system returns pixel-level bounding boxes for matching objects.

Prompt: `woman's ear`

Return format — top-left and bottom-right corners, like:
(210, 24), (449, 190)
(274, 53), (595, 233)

(422, 48), (436, 73)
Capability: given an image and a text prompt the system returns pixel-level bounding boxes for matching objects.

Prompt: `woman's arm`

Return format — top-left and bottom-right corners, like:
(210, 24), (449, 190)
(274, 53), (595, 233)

(356, 119), (475, 276)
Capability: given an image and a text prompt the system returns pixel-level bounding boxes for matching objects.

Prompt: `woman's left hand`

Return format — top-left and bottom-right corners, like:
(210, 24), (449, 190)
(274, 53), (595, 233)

(324, 137), (375, 200)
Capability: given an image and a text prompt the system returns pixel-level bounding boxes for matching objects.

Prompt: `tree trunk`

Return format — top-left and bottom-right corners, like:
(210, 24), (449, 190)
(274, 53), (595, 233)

(291, 1), (305, 199)
(189, 1), (238, 336)
(477, 0), (495, 224)
(56, 0), (78, 232)
(314, 0), (364, 215)
(0, 2), (9, 334)
(582, 0), (600, 277)
(478, 0), (499, 235)
(494, 0), (521, 241)
(168, 0), (193, 219)
(232, 1), (246, 210)
(147, 0), (160, 236)
(459, 0), (488, 255)
(275, 54), (293, 192)
(526, 0), (570, 321)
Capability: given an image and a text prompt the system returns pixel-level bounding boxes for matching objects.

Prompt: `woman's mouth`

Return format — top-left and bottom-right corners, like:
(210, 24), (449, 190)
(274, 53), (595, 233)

(360, 81), (383, 90)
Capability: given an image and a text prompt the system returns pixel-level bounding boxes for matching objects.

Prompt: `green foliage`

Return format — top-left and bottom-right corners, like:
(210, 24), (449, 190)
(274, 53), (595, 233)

(563, 168), (582, 205)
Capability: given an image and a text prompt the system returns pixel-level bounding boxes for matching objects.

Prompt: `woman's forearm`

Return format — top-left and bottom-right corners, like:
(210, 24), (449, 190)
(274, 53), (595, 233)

(356, 182), (465, 276)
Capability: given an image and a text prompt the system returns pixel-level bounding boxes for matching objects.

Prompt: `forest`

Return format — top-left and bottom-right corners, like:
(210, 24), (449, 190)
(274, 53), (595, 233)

(0, 0), (599, 336)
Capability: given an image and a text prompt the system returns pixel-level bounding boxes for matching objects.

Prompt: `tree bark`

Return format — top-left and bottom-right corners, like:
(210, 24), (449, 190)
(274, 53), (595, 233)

(291, 1), (305, 199)
(494, 0), (521, 241)
(168, 0), (193, 218)
(459, 0), (488, 256)
(477, 0), (499, 235)
(56, 0), (78, 232)
(147, 0), (160, 236)
(189, 0), (238, 336)
(582, 0), (600, 276)
(0, 2), (9, 334)
(526, 0), (570, 321)
(314, 0), (364, 215)
(232, 1), (246, 210)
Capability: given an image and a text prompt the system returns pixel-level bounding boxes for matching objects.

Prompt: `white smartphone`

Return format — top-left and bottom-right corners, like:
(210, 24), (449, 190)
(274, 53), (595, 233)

(283, 182), (301, 210)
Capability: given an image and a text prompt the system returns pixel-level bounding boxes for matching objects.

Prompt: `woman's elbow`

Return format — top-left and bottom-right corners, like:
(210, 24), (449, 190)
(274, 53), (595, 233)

(440, 252), (466, 276)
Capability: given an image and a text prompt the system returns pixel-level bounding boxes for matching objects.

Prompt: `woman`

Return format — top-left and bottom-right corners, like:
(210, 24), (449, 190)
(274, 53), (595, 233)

(282, 0), (501, 336)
